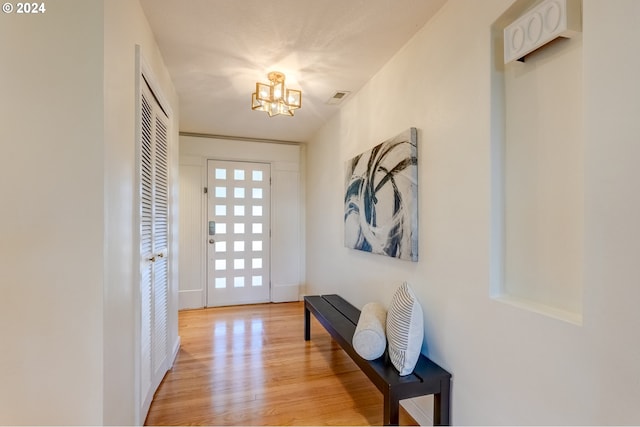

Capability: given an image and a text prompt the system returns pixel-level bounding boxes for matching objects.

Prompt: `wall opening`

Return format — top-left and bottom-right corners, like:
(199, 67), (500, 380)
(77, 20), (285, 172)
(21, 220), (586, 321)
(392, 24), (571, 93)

(490, 0), (584, 324)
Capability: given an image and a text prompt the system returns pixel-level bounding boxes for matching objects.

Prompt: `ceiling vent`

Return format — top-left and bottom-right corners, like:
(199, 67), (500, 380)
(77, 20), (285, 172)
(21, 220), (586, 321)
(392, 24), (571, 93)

(326, 91), (351, 105)
(504, 0), (581, 64)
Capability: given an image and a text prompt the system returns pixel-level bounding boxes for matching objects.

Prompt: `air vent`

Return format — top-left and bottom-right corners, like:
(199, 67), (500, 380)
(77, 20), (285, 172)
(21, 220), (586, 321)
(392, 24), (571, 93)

(504, 0), (581, 64)
(326, 91), (351, 105)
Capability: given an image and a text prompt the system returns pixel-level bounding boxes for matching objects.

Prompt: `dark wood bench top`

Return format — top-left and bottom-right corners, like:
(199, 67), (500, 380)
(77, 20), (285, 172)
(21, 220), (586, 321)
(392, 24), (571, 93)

(304, 294), (451, 426)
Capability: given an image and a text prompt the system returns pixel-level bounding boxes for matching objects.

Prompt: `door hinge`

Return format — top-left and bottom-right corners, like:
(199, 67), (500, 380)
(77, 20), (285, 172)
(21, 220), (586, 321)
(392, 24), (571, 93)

(204, 187), (208, 194)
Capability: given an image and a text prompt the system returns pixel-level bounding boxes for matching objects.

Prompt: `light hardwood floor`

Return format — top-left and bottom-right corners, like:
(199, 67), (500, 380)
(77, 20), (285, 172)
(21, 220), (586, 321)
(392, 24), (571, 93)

(145, 301), (418, 426)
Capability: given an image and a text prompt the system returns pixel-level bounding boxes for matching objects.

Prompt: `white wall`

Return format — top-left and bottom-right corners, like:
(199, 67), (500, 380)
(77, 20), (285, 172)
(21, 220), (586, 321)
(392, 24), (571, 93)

(0, 2), (105, 424)
(306, 0), (640, 424)
(582, 0), (640, 422)
(0, 1), (179, 425)
(179, 161), (206, 308)
(179, 135), (303, 308)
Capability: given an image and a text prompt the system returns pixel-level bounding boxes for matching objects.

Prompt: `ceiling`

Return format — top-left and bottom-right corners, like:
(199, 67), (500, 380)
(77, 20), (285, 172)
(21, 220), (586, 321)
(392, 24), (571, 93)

(139, 0), (447, 143)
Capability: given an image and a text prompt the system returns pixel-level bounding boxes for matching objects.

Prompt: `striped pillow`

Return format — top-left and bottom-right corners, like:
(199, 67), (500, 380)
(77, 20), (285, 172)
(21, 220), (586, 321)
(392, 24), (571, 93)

(386, 282), (423, 376)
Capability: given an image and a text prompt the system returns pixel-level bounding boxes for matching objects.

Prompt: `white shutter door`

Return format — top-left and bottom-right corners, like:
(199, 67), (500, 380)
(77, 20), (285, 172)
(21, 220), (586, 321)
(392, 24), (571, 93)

(139, 77), (170, 416)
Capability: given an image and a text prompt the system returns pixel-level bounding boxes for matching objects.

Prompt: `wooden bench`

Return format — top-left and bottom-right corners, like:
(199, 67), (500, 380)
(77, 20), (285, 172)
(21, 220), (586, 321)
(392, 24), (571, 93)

(304, 294), (452, 426)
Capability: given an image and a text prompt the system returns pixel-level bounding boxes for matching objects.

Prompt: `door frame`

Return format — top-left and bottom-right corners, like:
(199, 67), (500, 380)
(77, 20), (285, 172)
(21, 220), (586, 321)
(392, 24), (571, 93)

(177, 137), (303, 311)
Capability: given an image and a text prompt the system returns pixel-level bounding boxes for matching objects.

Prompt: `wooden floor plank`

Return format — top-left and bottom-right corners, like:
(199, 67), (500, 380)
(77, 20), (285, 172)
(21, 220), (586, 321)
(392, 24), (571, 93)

(145, 301), (419, 426)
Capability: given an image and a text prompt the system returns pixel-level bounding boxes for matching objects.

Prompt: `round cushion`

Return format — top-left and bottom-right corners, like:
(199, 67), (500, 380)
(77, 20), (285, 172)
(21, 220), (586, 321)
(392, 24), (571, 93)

(352, 302), (387, 360)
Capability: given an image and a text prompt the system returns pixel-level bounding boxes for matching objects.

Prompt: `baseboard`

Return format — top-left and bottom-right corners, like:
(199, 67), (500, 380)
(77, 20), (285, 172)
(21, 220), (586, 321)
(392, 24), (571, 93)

(402, 395), (434, 426)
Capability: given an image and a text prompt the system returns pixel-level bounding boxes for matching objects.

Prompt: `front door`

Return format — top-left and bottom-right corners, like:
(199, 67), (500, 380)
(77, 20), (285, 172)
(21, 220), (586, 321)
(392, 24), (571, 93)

(206, 160), (271, 307)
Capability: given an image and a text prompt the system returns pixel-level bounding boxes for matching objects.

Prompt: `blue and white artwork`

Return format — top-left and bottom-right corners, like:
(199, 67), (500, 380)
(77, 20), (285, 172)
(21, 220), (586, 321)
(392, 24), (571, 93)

(344, 128), (418, 262)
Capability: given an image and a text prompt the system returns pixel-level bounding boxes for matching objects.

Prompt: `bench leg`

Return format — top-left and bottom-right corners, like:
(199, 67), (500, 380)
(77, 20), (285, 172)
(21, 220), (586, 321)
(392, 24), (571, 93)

(304, 305), (311, 341)
(383, 391), (400, 426)
(433, 378), (451, 426)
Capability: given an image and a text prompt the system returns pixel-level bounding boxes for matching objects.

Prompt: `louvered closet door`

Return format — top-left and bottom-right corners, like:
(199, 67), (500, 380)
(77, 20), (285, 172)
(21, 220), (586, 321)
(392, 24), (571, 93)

(140, 76), (169, 414)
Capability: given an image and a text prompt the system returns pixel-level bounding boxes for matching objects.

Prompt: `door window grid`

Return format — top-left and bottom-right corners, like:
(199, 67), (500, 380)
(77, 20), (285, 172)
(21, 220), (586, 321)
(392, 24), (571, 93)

(211, 164), (269, 292)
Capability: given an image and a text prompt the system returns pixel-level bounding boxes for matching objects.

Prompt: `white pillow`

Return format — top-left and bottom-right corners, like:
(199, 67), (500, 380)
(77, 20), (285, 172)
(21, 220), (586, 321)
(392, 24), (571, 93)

(386, 282), (423, 376)
(352, 302), (387, 360)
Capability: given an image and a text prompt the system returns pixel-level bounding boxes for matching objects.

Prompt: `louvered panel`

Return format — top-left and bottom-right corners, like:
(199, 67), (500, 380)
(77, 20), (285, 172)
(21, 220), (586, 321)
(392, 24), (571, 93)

(140, 92), (154, 258)
(140, 263), (152, 399)
(154, 118), (169, 252)
(139, 90), (154, 405)
(152, 112), (169, 375)
(152, 256), (168, 374)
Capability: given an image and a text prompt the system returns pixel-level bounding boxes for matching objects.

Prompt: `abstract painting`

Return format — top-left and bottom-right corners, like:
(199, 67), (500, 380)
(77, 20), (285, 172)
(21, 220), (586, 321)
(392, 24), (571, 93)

(344, 128), (418, 261)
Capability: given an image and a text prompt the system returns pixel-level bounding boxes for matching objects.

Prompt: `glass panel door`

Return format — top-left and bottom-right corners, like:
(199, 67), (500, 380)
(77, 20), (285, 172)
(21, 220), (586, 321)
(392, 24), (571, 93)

(206, 160), (270, 306)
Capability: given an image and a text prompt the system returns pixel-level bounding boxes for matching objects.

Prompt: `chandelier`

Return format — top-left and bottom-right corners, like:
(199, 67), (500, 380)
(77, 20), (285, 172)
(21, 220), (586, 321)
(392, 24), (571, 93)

(251, 71), (302, 117)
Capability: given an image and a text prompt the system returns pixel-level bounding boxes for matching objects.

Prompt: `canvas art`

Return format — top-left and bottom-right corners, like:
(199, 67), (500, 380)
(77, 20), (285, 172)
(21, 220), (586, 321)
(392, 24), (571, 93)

(344, 128), (418, 261)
